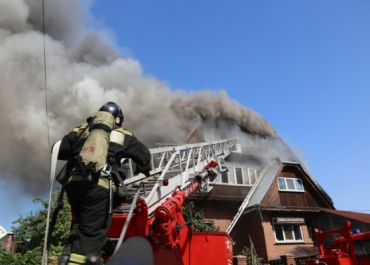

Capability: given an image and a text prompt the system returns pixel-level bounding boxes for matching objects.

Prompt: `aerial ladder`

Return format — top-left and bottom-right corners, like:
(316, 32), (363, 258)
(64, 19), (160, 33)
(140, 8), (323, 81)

(44, 137), (237, 265)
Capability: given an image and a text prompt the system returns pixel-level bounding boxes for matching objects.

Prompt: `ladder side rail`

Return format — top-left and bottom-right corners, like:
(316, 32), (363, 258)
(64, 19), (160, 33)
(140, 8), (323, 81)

(145, 138), (237, 213)
(125, 139), (236, 182)
(149, 145), (178, 154)
(167, 138), (236, 152)
(226, 166), (268, 234)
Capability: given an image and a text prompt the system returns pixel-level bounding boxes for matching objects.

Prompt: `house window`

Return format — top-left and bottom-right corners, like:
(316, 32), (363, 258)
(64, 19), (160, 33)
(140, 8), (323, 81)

(235, 168), (243, 184)
(215, 166), (261, 185)
(273, 218), (304, 243)
(278, 177), (304, 192)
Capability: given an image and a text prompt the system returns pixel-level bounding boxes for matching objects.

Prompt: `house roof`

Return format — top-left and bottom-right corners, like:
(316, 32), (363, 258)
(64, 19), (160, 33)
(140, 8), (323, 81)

(185, 122), (335, 213)
(322, 209), (370, 224)
(246, 157), (281, 207)
(244, 156), (334, 211)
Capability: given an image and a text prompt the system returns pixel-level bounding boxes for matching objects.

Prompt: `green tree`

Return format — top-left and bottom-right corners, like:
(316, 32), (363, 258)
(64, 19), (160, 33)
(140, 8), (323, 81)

(182, 201), (220, 232)
(0, 188), (72, 264)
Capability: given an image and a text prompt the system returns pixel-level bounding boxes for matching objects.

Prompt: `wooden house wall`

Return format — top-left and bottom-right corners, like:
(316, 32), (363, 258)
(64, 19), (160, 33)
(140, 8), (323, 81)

(261, 165), (333, 209)
(230, 211), (268, 261)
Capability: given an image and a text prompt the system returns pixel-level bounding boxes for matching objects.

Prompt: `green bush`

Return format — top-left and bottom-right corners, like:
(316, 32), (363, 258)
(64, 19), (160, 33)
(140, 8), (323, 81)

(0, 188), (71, 264)
(182, 201), (220, 232)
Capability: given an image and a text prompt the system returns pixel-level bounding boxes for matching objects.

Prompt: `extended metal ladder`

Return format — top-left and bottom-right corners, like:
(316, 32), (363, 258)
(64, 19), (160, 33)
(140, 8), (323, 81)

(119, 138), (237, 215)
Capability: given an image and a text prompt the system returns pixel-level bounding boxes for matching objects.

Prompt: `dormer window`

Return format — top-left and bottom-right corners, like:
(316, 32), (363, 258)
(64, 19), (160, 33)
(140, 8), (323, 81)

(278, 177), (304, 192)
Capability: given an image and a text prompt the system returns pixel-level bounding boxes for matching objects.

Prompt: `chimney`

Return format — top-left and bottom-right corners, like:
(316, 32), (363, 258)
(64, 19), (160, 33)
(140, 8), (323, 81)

(5, 232), (15, 252)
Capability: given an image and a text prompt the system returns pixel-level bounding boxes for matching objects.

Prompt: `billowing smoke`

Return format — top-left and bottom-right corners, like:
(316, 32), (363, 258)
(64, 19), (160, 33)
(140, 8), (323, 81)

(0, 0), (275, 195)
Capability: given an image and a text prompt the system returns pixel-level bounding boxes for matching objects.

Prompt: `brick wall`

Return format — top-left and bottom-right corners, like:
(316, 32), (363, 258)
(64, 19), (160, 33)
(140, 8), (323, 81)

(280, 254), (296, 265)
(262, 212), (314, 261)
(192, 200), (241, 232)
(233, 255), (247, 265)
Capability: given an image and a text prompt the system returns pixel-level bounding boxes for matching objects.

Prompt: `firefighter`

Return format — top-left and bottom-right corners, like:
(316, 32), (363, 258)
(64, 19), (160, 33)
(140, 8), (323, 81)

(57, 102), (151, 265)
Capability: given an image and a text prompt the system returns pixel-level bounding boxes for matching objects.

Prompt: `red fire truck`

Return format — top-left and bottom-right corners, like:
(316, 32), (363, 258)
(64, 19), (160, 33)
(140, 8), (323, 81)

(106, 159), (234, 265)
(307, 221), (370, 265)
(44, 138), (237, 265)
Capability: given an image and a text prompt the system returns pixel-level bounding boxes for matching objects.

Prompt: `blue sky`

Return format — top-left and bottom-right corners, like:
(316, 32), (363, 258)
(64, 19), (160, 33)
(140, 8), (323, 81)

(1, 0), (370, 232)
(88, 0), (370, 210)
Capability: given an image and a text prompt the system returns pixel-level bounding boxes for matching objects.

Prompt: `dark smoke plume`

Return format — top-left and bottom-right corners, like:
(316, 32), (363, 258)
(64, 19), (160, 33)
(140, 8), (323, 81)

(0, 0), (275, 195)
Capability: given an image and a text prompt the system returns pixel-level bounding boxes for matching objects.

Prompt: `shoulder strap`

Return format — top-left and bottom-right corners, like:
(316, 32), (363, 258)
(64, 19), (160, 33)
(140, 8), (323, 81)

(74, 123), (90, 141)
(107, 157), (130, 197)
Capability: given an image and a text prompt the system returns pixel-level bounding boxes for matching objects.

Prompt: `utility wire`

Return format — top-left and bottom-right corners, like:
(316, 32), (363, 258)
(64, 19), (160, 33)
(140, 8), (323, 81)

(41, 0), (51, 263)
(42, 0), (51, 162)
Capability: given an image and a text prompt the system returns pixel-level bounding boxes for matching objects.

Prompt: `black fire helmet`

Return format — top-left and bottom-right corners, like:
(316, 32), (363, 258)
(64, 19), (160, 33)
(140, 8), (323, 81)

(99, 102), (124, 127)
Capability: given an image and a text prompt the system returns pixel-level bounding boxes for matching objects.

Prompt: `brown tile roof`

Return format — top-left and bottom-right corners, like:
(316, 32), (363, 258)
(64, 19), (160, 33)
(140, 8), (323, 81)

(322, 209), (370, 224)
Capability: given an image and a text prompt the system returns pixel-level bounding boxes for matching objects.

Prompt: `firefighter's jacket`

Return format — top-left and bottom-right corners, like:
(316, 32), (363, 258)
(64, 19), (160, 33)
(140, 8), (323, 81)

(58, 123), (151, 195)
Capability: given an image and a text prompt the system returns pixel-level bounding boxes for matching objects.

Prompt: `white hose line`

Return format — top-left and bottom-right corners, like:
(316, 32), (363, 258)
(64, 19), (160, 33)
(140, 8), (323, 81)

(41, 140), (61, 265)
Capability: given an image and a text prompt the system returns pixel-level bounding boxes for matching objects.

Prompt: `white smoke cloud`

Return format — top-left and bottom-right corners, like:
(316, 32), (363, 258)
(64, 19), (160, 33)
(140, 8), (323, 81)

(0, 0), (275, 195)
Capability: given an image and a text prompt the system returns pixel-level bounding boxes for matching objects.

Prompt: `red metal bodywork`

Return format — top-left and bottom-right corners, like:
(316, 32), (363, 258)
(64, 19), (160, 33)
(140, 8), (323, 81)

(106, 161), (234, 265)
(306, 222), (370, 265)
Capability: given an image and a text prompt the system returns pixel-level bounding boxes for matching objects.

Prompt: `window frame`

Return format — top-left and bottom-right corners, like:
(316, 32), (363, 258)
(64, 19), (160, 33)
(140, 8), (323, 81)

(277, 177), (305, 192)
(272, 218), (305, 243)
(215, 165), (260, 186)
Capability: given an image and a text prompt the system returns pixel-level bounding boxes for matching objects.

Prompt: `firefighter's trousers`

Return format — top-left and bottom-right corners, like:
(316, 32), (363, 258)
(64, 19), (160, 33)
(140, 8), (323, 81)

(62, 181), (124, 264)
